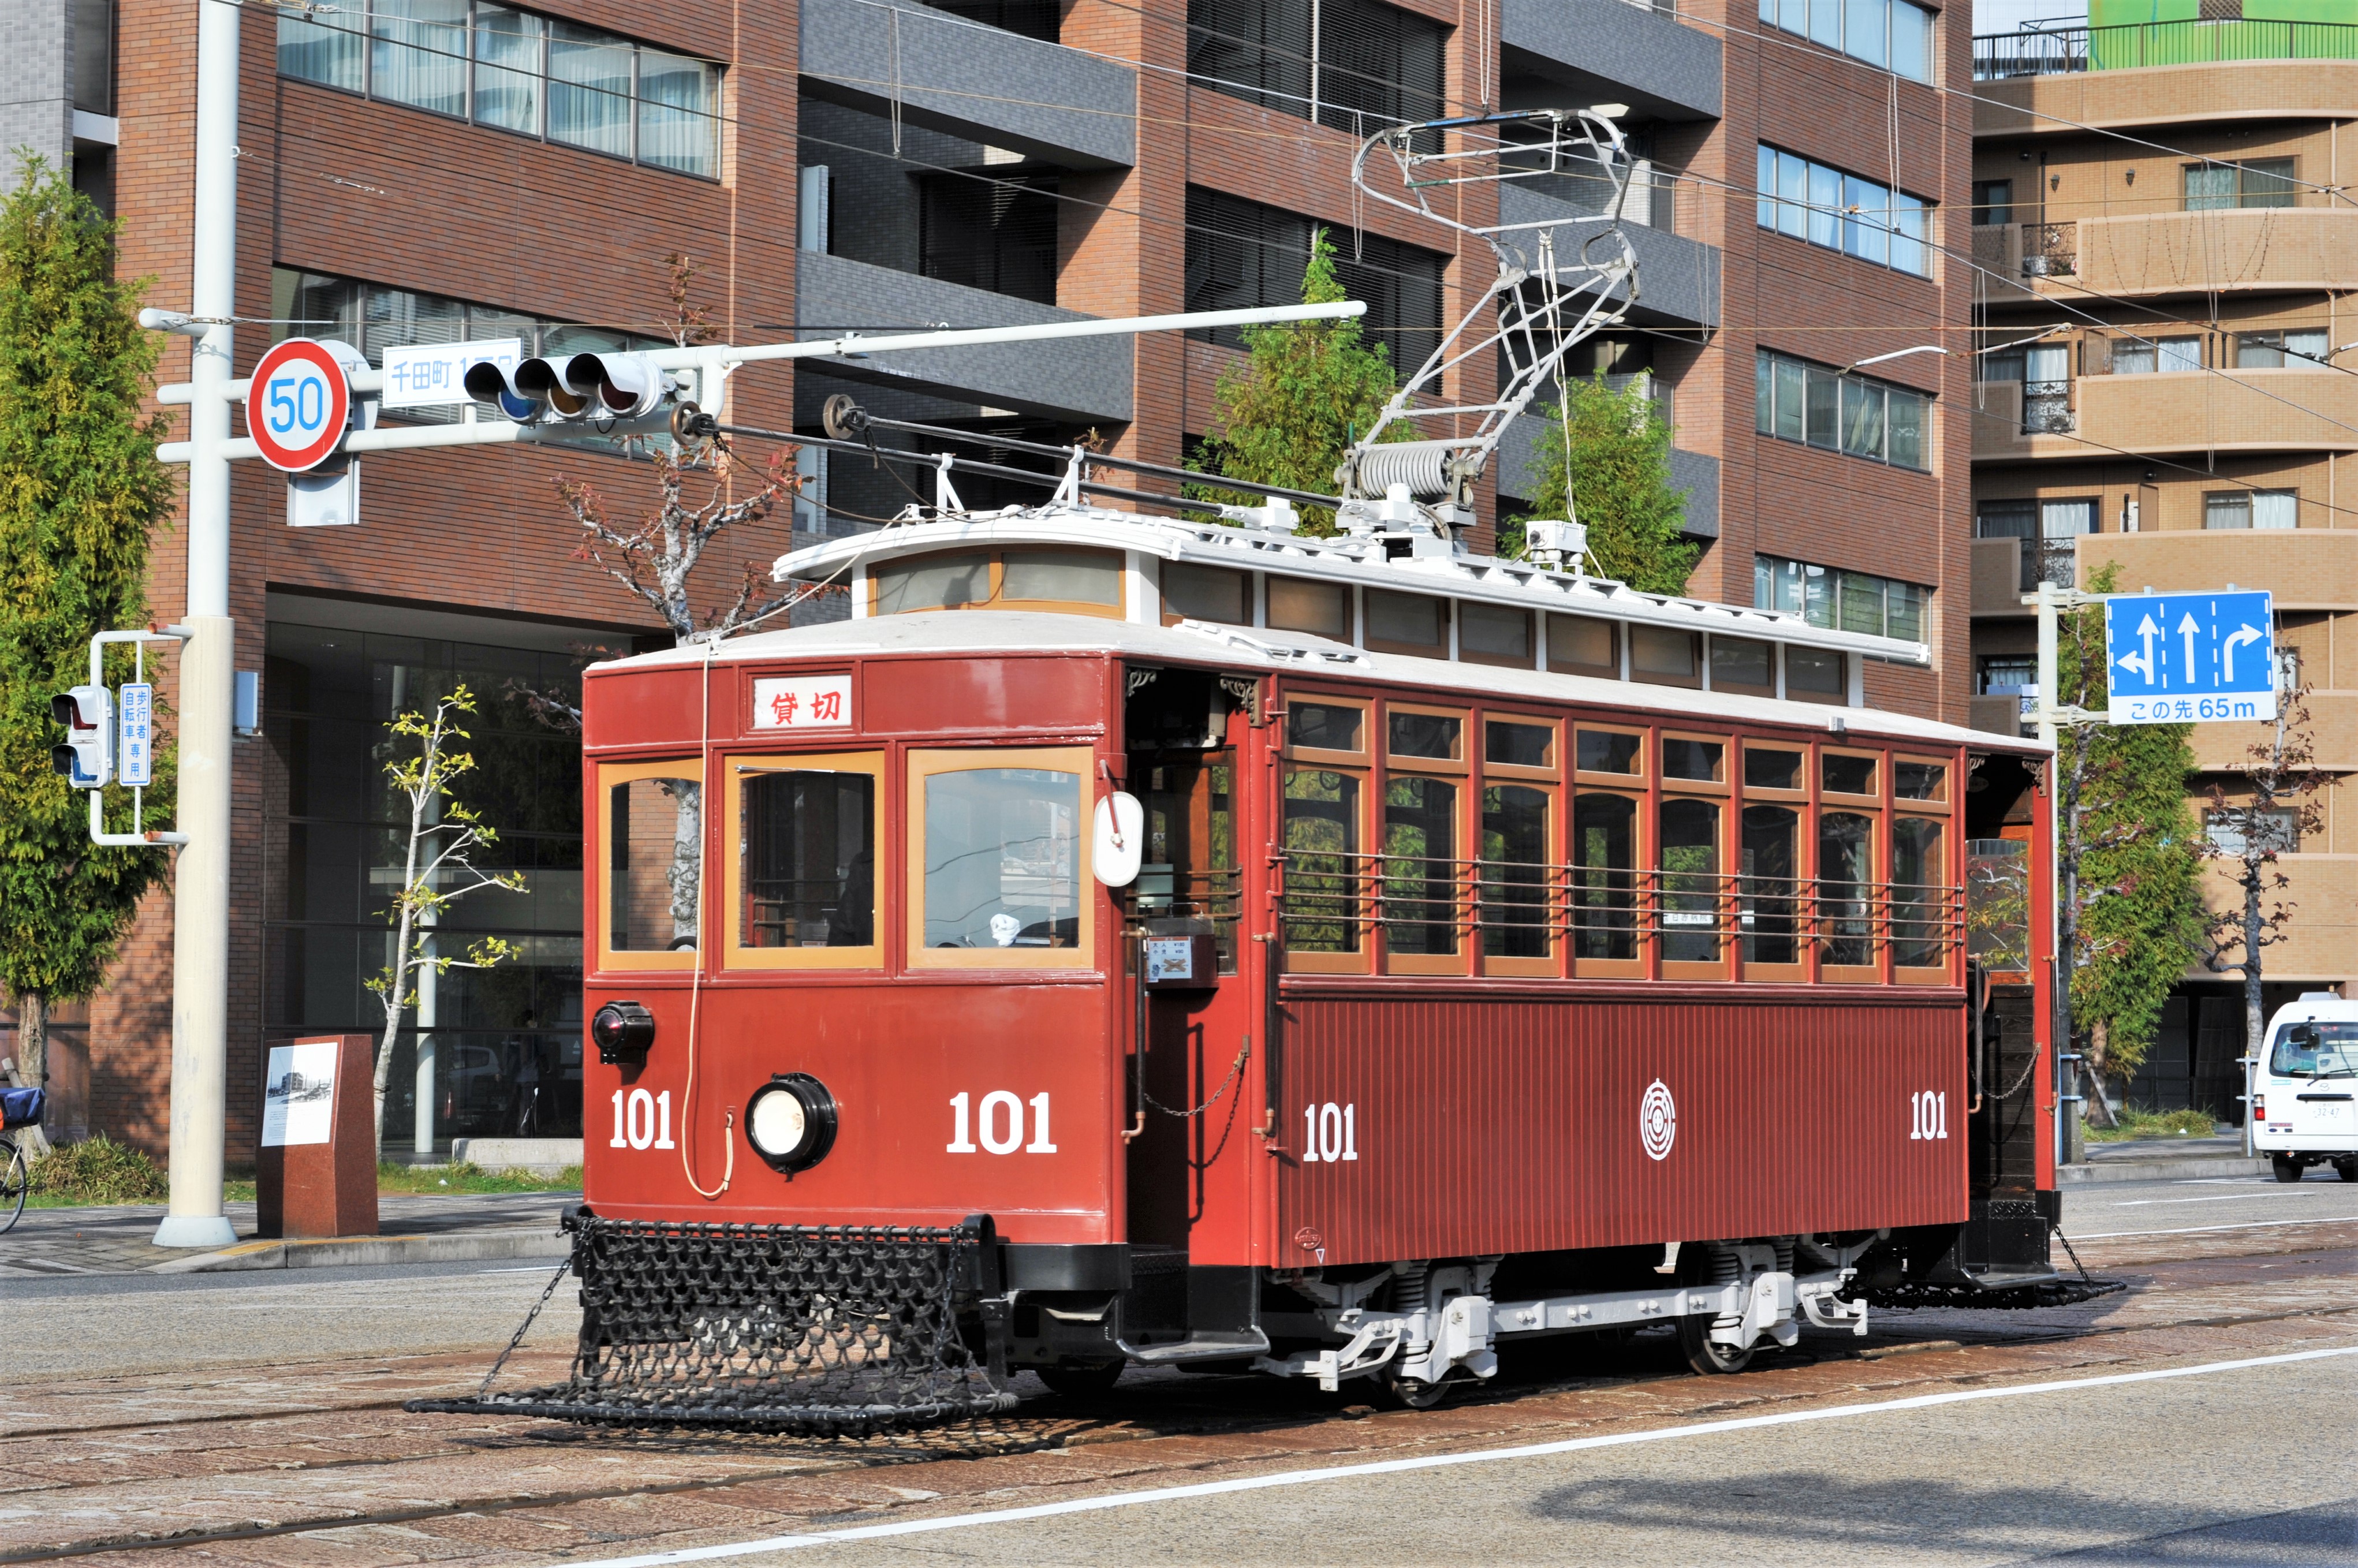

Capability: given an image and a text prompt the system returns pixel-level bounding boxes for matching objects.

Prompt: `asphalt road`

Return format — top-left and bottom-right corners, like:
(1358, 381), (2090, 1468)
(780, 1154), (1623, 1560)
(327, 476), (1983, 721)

(2065, 1170), (2358, 1241)
(602, 1349), (2358, 1566)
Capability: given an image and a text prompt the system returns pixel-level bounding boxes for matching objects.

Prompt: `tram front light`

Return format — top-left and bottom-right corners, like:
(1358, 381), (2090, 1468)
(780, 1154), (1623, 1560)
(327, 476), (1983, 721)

(746, 1073), (838, 1173)
(592, 1000), (656, 1065)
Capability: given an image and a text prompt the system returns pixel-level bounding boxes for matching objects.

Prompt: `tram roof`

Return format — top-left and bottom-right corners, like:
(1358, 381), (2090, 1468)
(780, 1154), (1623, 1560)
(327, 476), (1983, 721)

(609, 611), (2046, 756)
(769, 507), (1930, 668)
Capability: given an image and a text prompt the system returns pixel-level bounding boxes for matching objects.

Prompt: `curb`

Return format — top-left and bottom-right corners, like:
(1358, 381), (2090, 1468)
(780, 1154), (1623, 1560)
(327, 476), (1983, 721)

(2058, 1156), (2271, 1185)
(149, 1229), (569, 1273)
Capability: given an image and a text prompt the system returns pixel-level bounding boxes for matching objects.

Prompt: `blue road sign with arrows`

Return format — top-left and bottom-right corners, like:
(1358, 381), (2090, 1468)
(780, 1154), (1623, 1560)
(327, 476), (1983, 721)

(2104, 589), (2276, 725)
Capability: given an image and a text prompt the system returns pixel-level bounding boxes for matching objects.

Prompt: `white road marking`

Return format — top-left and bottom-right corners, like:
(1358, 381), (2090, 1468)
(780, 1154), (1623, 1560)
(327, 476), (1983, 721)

(556, 1345), (2358, 1566)
(2111, 1192), (2333, 1207)
(2072, 1215), (2358, 1240)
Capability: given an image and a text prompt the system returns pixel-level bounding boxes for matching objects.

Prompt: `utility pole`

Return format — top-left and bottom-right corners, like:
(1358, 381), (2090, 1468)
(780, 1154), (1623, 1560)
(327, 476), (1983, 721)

(2029, 580), (2102, 1170)
(149, 0), (241, 1249)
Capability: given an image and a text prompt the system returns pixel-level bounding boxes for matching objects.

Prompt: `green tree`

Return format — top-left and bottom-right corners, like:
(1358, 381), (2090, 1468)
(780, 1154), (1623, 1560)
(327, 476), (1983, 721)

(1189, 228), (1404, 535)
(1503, 374), (1697, 594)
(2055, 563), (2205, 1124)
(0, 159), (174, 1155)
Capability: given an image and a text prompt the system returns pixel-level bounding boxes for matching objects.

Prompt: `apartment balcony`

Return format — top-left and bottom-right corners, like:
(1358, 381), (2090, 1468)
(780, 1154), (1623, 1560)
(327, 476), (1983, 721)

(1500, 0), (1722, 122)
(1975, 370), (2358, 462)
(1976, 211), (2358, 303)
(1976, 48), (2358, 136)
(2077, 529), (2358, 614)
(1974, 20), (2358, 81)
(796, 251), (1133, 423)
(1969, 536), (2078, 618)
(800, 0), (1136, 168)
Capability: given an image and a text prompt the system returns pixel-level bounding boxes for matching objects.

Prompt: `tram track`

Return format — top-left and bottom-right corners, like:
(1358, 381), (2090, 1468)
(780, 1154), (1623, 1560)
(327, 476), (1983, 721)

(6, 1236), (2352, 1568)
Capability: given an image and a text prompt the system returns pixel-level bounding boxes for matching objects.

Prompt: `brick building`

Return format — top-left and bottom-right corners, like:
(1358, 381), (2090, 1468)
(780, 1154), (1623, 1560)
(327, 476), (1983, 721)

(7, 0), (1972, 1160)
(1969, 7), (2358, 1117)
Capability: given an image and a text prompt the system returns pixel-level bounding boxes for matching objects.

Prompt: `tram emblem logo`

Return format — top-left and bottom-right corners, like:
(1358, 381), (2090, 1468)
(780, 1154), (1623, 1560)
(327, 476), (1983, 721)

(1639, 1079), (1677, 1162)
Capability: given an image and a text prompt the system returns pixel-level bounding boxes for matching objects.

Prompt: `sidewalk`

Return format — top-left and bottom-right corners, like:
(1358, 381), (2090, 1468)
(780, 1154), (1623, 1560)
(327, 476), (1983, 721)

(2058, 1134), (2269, 1185)
(0, 1190), (576, 1276)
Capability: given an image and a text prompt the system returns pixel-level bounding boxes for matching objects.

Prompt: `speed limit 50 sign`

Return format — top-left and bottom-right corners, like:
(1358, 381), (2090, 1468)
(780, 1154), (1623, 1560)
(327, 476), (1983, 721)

(245, 338), (354, 472)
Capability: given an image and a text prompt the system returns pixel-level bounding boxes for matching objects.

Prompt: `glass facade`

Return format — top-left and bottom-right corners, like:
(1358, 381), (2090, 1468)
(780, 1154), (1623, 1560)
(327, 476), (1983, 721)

(265, 621), (590, 1148)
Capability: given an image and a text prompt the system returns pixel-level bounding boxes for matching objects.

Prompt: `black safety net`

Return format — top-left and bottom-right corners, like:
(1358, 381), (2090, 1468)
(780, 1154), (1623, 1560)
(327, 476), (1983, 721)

(408, 1213), (1014, 1434)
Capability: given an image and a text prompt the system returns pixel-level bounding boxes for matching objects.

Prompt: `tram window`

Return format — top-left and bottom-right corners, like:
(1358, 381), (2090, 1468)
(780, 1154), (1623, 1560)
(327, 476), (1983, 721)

(1660, 797), (1722, 964)
(1268, 576), (1351, 640)
(1289, 701), (1364, 753)
(1481, 783), (1551, 960)
(1388, 710), (1462, 760)
(1548, 614), (1620, 678)
(1571, 793), (1637, 961)
(1282, 769), (1363, 954)
(1740, 804), (1800, 965)
(1631, 625), (1702, 688)
(1576, 729), (1641, 775)
(877, 551), (990, 614)
(1895, 760), (1947, 801)
(1383, 777), (1458, 956)
(1893, 816), (1946, 969)
(1787, 646), (1846, 703)
(1161, 561), (1249, 625)
(1003, 550), (1122, 607)
(1710, 636), (1774, 695)
(1366, 589), (1448, 655)
(1823, 752), (1878, 797)
(607, 774), (702, 957)
(1744, 746), (1803, 790)
(920, 767), (1081, 951)
(1819, 811), (1876, 968)
(1460, 601), (1533, 666)
(738, 770), (875, 953)
(1485, 720), (1553, 770)
(1663, 737), (1725, 782)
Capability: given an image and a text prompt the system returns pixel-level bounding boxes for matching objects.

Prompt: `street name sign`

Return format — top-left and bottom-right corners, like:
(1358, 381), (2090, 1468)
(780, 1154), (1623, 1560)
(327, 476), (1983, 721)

(381, 338), (523, 409)
(2104, 589), (2275, 724)
(244, 338), (352, 472)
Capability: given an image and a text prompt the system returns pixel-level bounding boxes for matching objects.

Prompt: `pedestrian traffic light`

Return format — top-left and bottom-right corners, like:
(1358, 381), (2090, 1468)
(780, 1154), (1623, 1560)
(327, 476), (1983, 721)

(462, 351), (673, 423)
(50, 685), (111, 788)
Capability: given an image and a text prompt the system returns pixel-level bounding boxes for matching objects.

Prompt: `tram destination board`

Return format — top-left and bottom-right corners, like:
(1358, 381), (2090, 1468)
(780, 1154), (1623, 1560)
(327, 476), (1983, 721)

(2103, 589), (2276, 725)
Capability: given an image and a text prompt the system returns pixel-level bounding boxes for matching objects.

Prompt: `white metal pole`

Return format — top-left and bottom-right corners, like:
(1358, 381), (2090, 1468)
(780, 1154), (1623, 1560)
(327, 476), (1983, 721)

(153, 0), (240, 1249)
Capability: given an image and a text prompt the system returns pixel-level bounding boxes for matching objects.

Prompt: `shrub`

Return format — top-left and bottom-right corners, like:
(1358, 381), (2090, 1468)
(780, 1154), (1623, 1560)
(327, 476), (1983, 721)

(27, 1133), (168, 1202)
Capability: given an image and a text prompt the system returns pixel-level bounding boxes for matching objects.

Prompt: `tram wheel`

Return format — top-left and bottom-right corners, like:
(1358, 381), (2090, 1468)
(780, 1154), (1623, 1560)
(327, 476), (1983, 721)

(2273, 1155), (2305, 1183)
(1675, 1244), (1756, 1376)
(1036, 1358), (1126, 1397)
(1379, 1371), (1453, 1410)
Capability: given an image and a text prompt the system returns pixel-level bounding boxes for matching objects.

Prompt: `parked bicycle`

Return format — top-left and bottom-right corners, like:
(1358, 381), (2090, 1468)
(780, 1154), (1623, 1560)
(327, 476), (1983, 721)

(0, 1085), (39, 1234)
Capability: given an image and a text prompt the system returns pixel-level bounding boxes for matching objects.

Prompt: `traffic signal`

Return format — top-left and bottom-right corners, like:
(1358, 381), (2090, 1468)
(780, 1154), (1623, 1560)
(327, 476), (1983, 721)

(465, 351), (671, 423)
(50, 685), (111, 788)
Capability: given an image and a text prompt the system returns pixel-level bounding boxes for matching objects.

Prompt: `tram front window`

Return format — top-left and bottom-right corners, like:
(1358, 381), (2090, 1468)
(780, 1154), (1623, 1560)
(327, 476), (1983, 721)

(609, 775), (701, 953)
(741, 770), (875, 949)
(923, 767), (1081, 949)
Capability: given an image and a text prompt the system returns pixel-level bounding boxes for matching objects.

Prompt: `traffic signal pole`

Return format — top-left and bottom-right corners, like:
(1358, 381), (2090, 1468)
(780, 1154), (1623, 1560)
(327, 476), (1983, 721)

(148, 0), (241, 1249)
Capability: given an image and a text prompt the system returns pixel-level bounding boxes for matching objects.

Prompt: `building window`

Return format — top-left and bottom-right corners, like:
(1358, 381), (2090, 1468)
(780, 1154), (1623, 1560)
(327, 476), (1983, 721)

(928, 0), (1062, 42)
(2184, 157), (2296, 211)
(1185, 186), (1446, 372)
(277, 0), (721, 178)
(2236, 329), (2330, 369)
(1756, 0), (1934, 83)
(1976, 498), (2088, 591)
(1755, 555), (1927, 641)
(271, 268), (671, 428)
(919, 174), (1060, 305)
(1977, 655), (2035, 696)
(1971, 179), (2012, 226)
(2204, 807), (2297, 855)
(2113, 337), (2202, 374)
(1753, 348), (1931, 469)
(2205, 490), (2299, 530)
(1186, 0), (1445, 136)
(1756, 144), (1933, 275)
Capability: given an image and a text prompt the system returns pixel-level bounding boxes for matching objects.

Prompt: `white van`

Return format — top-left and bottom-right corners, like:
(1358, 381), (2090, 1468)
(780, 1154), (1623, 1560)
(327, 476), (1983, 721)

(2252, 994), (2358, 1183)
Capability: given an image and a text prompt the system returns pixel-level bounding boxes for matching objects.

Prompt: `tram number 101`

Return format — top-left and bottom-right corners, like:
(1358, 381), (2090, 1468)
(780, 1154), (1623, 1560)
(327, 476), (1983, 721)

(1300, 1102), (1359, 1164)
(947, 1091), (1058, 1155)
(1909, 1089), (1950, 1141)
(609, 1088), (678, 1151)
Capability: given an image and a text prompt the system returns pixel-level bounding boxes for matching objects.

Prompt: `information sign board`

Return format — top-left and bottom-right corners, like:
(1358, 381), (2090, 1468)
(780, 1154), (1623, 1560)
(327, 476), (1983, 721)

(118, 681), (153, 787)
(2104, 589), (2277, 724)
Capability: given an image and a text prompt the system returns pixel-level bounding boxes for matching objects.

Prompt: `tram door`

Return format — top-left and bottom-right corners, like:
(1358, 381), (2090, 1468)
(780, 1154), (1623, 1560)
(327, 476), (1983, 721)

(1124, 674), (1251, 1253)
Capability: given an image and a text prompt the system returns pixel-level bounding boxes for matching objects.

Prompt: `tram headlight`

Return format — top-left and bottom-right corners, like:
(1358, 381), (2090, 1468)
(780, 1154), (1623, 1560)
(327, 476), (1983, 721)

(591, 1000), (656, 1065)
(746, 1073), (839, 1173)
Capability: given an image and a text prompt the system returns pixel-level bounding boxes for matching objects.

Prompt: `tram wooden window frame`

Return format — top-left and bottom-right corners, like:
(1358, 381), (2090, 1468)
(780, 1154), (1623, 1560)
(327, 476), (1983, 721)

(905, 745), (1099, 971)
(1158, 560), (1252, 628)
(1629, 625), (1703, 690)
(1267, 575), (1355, 642)
(1569, 785), (1646, 980)
(1457, 600), (1535, 670)
(596, 758), (707, 975)
(1546, 613), (1621, 680)
(1475, 709), (1561, 978)
(1279, 690), (1371, 974)
(1572, 722), (1648, 785)
(721, 751), (887, 972)
(1363, 588), (1452, 659)
(1816, 753), (1883, 985)
(1891, 752), (1957, 987)
(869, 546), (1128, 621)
(1656, 737), (1729, 983)
(1379, 700), (1470, 976)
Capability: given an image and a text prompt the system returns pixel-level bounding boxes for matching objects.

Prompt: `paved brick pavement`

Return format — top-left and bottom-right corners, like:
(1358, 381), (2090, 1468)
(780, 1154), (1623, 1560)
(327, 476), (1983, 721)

(0, 1192), (577, 1278)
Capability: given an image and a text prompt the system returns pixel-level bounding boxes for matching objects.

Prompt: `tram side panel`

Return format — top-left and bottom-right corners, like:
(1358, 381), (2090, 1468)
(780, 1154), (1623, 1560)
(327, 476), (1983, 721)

(1274, 992), (1967, 1265)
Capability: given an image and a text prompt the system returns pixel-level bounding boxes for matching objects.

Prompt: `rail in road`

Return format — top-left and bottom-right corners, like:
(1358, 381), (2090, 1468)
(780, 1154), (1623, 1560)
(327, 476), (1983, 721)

(2, 1190), (2355, 1567)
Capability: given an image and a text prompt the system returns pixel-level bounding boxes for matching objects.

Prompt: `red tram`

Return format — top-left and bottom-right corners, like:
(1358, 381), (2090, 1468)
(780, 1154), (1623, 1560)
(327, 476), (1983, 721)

(431, 488), (2061, 1430)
